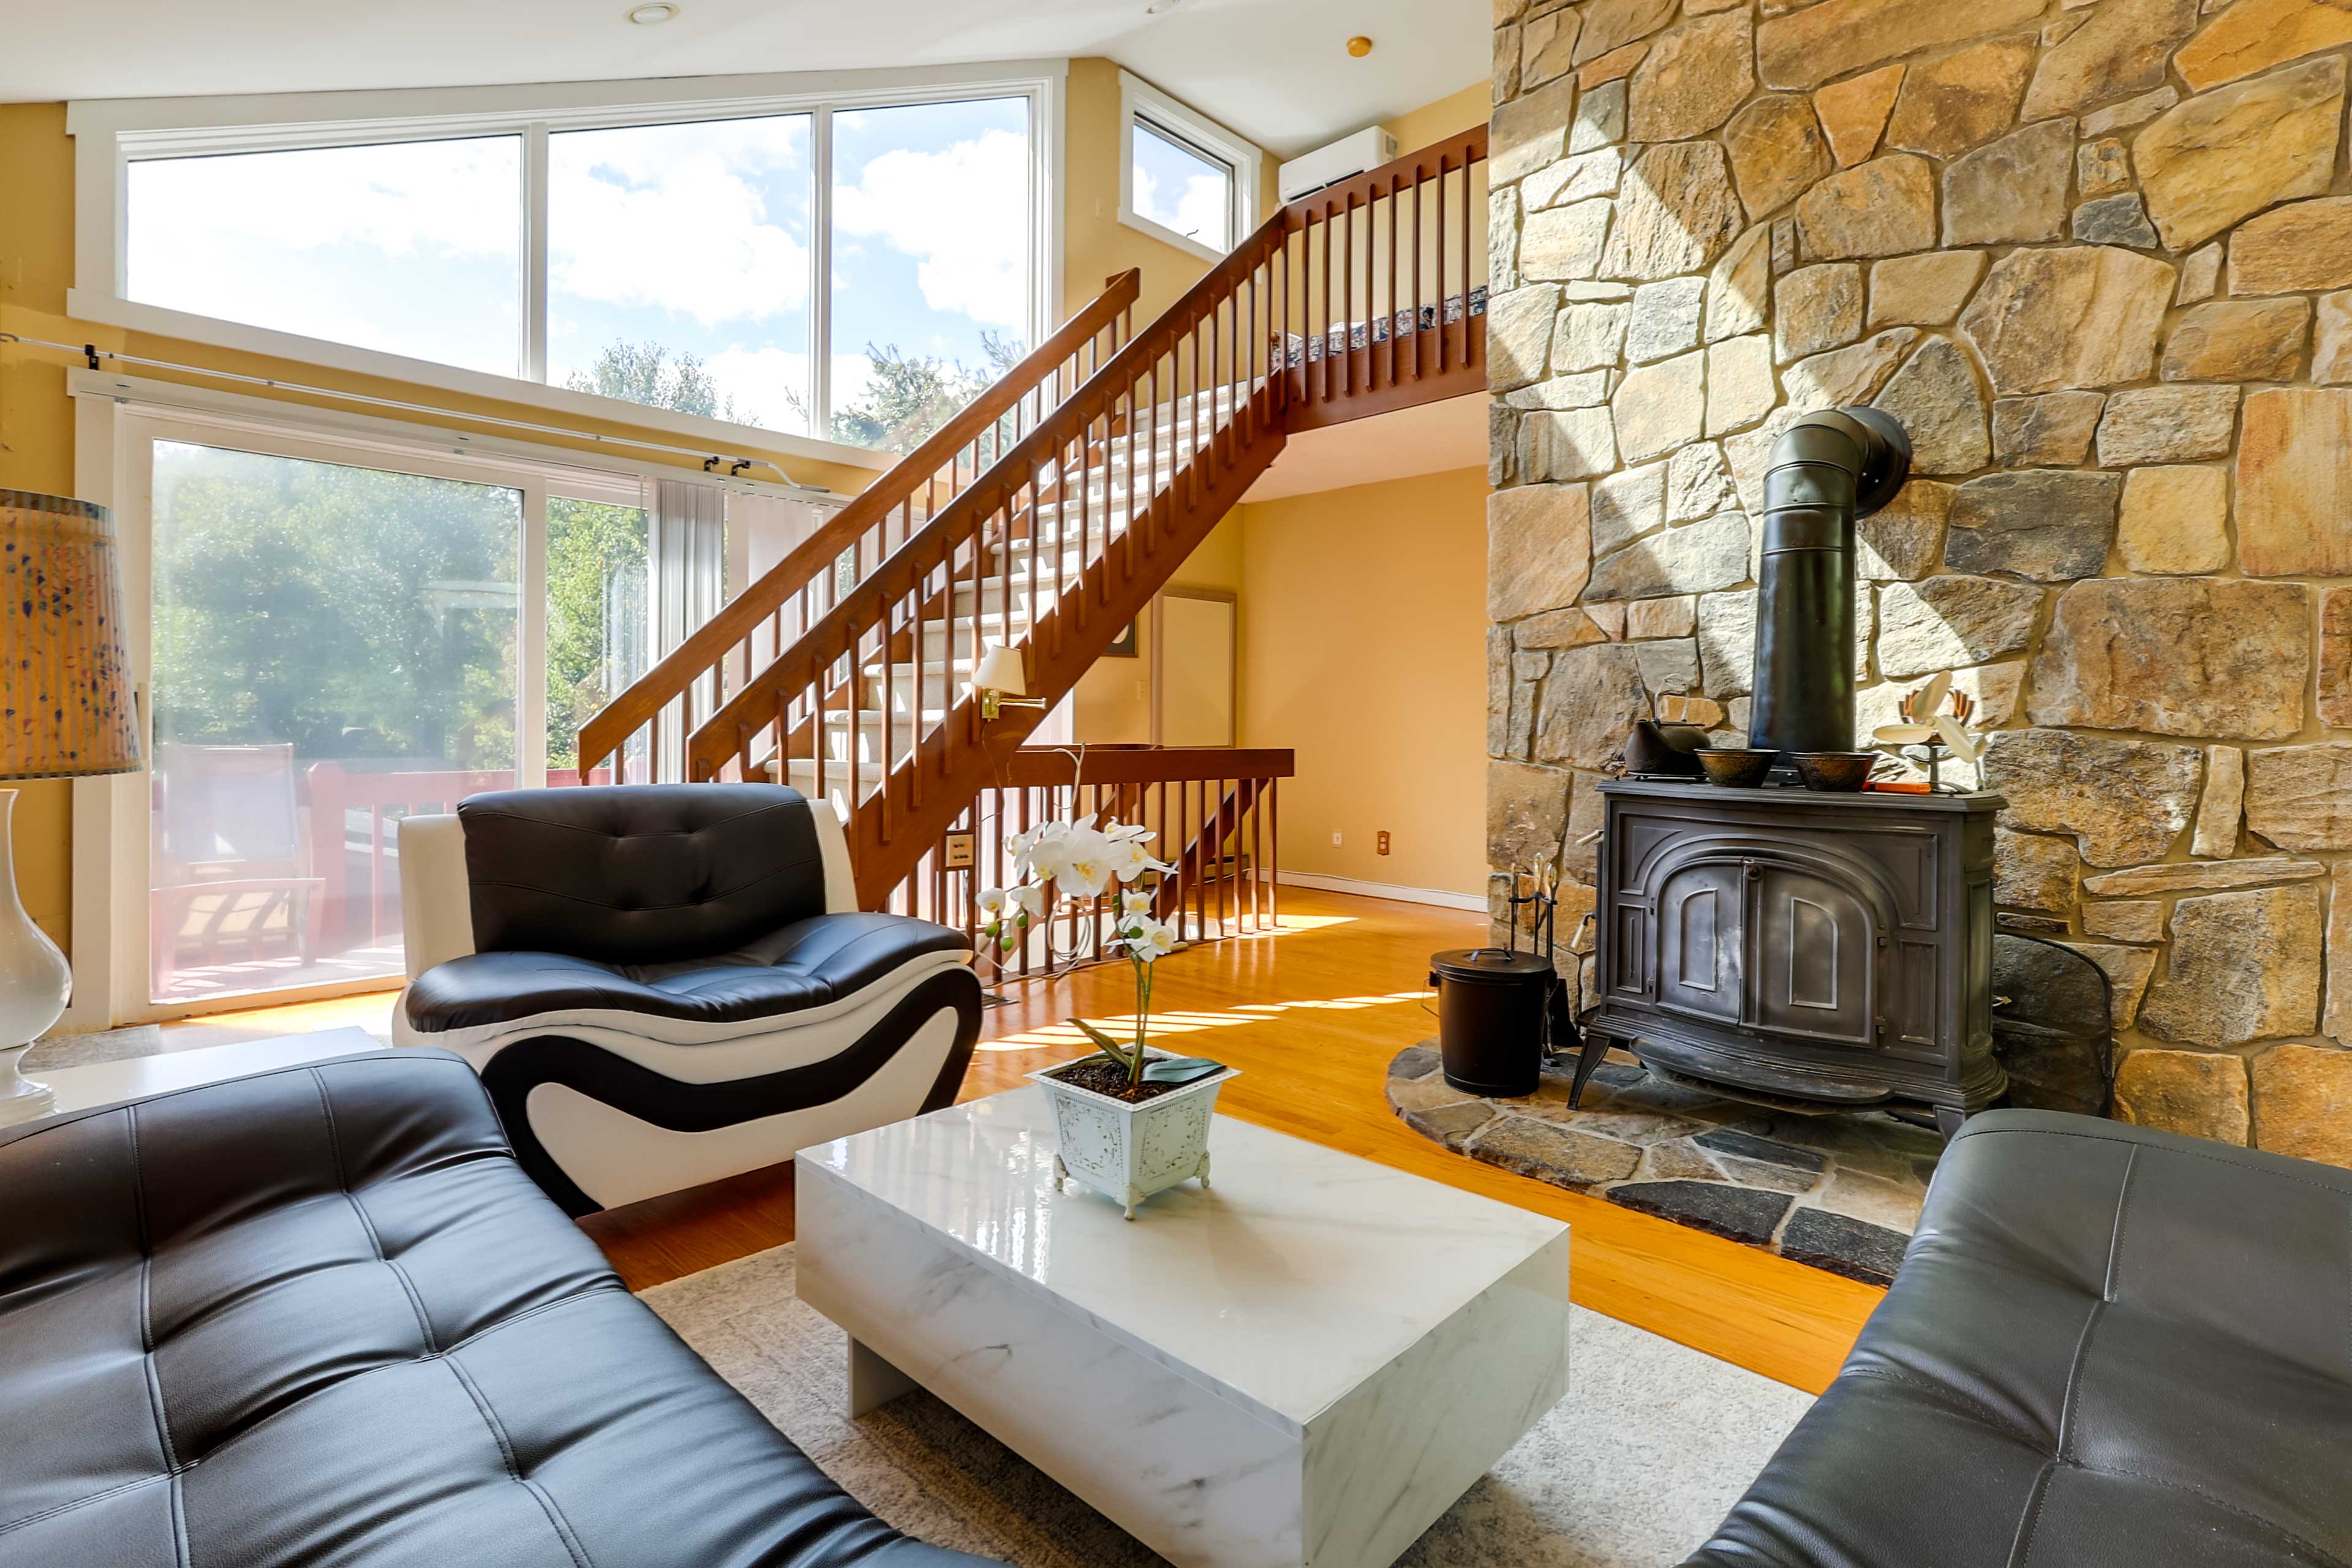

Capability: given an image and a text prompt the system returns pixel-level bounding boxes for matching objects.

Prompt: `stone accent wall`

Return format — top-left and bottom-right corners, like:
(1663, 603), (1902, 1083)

(1485, 0), (2352, 1163)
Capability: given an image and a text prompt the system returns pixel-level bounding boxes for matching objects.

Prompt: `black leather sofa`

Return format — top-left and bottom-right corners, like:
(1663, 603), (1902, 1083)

(394, 785), (982, 1215)
(0, 1050), (993, 1566)
(1686, 1109), (2352, 1567)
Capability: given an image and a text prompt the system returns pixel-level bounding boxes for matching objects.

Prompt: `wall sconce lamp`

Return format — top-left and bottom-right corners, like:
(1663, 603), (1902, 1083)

(974, 644), (1049, 722)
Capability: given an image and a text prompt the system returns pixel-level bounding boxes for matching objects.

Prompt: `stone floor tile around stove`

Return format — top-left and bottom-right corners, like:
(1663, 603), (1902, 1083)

(1693, 1128), (1831, 1176)
(1633, 1137), (1722, 1181)
(1464, 1114), (1645, 1188)
(1388, 1044), (1442, 1080)
(1389, 1070), (1479, 1114)
(1812, 1166), (1928, 1232)
(1401, 1099), (1499, 1152)
(1780, 1207), (1911, 1287)
(1604, 1179), (1794, 1247)
(1754, 1110), (1942, 1186)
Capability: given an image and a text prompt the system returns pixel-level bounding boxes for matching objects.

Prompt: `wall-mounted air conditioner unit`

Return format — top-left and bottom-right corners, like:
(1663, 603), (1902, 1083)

(1277, 127), (1400, 203)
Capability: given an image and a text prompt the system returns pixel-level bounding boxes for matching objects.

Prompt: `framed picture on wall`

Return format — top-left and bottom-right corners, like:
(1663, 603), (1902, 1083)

(1104, 619), (1139, 658)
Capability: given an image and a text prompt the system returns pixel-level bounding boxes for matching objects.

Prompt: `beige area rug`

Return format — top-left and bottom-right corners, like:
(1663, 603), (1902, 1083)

(642, 1245), (1812, 1567)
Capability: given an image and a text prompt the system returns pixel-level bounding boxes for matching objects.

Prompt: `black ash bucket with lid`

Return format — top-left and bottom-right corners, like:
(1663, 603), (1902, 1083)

(1427, 947), (1556, 1098)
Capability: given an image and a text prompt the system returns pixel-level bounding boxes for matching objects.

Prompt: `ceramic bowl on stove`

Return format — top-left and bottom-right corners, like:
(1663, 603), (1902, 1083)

(1695, 747), (1776, 788)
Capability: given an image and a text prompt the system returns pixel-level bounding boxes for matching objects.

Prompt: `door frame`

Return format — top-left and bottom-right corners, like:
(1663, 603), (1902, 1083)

(1150, 586), (1238, 748)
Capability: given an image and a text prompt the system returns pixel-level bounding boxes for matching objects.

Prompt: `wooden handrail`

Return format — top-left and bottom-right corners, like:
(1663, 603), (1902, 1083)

(687, 208), (1301, 780)
(995, 746), (1297, 788)
(577, 268), (1144, 778)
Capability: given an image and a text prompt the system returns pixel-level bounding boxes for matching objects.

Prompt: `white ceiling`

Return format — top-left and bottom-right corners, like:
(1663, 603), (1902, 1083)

(2, 0), (1482, 159)
(1241, 392), (1487, 503)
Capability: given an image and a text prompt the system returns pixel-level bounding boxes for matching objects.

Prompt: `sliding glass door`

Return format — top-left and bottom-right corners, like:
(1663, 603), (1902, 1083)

(146, 440), (525, 1005)
(126, 417), (704, 1013)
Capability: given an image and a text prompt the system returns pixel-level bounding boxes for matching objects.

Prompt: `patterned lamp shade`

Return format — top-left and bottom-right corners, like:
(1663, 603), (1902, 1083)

(2, 490), (141, 780)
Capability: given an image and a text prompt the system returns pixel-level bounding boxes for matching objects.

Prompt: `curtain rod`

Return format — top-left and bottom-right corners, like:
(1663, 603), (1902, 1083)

(1, 330), (843, 499)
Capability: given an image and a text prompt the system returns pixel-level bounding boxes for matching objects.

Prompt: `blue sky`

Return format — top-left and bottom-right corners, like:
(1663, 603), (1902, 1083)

(127, 95), (1035, 440)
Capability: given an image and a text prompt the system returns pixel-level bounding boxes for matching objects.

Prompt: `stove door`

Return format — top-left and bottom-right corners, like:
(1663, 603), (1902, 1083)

(1749, 862), (1879, 1048)
(1656, 861), (1744, 1027)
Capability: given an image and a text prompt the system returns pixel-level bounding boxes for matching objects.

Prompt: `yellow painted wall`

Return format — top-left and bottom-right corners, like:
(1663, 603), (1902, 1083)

(1384, 81), (1488, 151)
(1238, 466), (1489, 898)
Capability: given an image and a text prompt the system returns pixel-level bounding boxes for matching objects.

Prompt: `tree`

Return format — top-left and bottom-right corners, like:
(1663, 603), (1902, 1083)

(821, 332), (1028, 454)
(564, 341), (745, 424)
(151, 445), (521, 770)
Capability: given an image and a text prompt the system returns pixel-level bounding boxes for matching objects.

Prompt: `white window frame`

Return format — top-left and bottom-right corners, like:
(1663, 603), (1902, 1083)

(66, 60), (1067, 477)
(1116, 69), (1262, 264)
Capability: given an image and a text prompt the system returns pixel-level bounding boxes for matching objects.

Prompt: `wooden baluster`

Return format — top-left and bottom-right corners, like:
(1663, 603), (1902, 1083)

(1373, 177), (1392, 392)
(1077, 397), (1093, 620)
(1343, 192), (1357, 400)
(1025, 459), (1041, 682)
(1193, 777), (1208, 943)
(1438, 153), (1453, 375)
(1269, 776), (1280, 927)
(1462, 155), (1478, 371)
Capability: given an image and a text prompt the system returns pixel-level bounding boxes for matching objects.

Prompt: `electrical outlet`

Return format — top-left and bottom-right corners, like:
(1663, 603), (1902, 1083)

(1377, 831), (1391, 856)
(1332, 831), (1343, 846)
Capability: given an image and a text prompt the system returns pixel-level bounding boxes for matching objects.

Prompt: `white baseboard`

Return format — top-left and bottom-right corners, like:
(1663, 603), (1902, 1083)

(1263, 869), (1487, 913)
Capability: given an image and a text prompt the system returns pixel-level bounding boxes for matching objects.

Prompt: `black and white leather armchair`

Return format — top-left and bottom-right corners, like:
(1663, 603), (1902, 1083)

(393, 783), (981, 1215)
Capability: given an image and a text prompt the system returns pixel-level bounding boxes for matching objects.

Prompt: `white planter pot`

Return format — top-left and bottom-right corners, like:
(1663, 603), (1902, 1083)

(1029, 1047), (1240, 1218)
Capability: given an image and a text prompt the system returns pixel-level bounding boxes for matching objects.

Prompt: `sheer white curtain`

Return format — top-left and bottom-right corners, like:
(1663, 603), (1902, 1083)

(651, 478), (726, 780)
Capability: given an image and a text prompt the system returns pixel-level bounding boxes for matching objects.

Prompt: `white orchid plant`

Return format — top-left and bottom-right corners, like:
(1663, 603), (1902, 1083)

(979, 815), (1212, 1092)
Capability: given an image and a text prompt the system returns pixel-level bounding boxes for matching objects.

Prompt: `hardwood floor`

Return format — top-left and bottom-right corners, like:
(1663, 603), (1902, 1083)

(165, 888), (1880, 1394)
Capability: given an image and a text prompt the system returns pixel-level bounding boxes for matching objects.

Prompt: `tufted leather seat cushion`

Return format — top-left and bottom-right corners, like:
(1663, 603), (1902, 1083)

(404, 912), (974, 1033)
(0, 1051), (993, 1567)
(1684, 1109), (2352, 1568)
(459, 783), (827, 966)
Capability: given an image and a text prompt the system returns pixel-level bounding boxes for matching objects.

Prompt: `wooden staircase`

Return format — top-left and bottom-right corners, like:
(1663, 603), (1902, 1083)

(578, 127), (1488, 924)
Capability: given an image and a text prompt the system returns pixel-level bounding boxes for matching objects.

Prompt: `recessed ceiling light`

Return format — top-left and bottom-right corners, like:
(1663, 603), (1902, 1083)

(626, 2), (680, 23)
(1347, 35), (1374, 56)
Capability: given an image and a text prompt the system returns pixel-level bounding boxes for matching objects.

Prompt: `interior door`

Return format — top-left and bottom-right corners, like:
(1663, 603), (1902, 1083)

(1153, 589), (1237, 747)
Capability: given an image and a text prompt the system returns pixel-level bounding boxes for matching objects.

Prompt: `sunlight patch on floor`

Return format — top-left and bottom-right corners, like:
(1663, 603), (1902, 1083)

(974, 990), (1433, 1053)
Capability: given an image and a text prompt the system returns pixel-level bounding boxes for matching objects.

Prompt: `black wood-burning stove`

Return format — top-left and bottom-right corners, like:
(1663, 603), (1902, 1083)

(1580, 407), (2006, 1135)
(1584, 779), (2003, 1133)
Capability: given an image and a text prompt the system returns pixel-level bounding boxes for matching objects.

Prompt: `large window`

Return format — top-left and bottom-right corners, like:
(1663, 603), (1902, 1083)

(83, 67), (1058, 456)
(548, 115), (815, 435)
(829, 97), (1032, 451)
(128, 137), (524, 376)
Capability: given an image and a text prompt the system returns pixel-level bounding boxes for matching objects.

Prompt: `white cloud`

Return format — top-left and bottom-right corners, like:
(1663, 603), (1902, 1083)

(548, 118), (811, 326)
(1133, 164), (1230, 249)
(126, 140), (521, 374)
(832, 129), (1030, 330)
(131, 138), (521, 263)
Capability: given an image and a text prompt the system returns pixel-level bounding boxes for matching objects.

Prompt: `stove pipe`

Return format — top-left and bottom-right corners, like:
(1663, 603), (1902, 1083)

(1747, 406), (1912, 767)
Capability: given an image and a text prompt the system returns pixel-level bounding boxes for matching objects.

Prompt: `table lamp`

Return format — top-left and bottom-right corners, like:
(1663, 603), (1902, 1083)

(1, 491), (142, 1125)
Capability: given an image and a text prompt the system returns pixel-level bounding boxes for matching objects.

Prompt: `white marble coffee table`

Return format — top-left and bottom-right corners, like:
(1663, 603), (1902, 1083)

(796, 1088), (1571, 1568)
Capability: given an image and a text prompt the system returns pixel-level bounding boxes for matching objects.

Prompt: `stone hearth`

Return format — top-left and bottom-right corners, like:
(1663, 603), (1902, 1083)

(1488, 0), (2352, 1166)
(1387, 1045), (1940, 1285)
